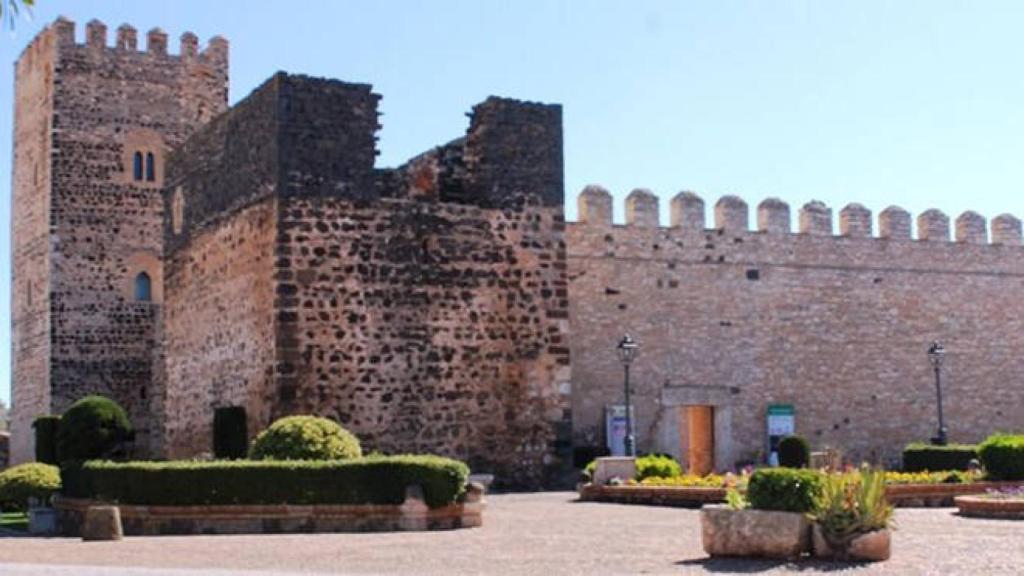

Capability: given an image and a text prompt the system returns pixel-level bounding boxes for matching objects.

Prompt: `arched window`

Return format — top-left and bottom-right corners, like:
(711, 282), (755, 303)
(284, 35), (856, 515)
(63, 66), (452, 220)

(145, 152), (156, 182)
(133, 152), (144, 181)
(134, 272), (152, 302)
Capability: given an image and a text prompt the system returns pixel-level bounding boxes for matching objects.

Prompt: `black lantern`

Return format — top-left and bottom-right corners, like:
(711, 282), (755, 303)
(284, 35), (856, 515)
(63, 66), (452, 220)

(927, 341), (948, 446)
(617, 334), (640, 457)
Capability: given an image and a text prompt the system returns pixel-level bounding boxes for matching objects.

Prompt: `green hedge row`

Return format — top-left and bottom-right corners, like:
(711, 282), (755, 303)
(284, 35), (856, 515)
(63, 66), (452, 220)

(62, 455), (469, 509)
(978, 434), (1024, 481)
(902, 443), (978, 472)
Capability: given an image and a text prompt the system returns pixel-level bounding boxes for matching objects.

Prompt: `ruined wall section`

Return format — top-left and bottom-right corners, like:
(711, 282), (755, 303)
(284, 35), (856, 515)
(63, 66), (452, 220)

(9, 29), (56, 464)
(568, 190), (1024, 468)
(274, 92), (570, 487)
(42, 18), (228, 456)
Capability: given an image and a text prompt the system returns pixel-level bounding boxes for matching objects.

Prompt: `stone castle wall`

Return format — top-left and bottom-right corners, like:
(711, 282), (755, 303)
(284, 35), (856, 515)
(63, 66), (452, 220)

(10, 17), (228, 462)
(10, 27), (56, 463)
(162, 75), (571, 486)
(568, 189), (1024, 469)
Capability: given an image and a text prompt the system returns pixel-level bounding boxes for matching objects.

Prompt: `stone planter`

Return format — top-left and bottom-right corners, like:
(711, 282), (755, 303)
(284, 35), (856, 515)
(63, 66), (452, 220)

(811, 524), (891, 562)
(955, 496), (1024, 520)
(701, 506), (810, 559)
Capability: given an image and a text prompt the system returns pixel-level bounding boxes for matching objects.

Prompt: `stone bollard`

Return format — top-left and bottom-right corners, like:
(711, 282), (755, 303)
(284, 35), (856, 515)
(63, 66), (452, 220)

(461, 482), (486, 528)
(82, 506), (123, 541)
(399, 485), (429, 531)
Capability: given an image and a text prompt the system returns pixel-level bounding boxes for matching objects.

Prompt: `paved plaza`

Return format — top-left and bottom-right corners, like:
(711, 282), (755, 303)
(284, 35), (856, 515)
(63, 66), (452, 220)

(0, 492), (1022, 575)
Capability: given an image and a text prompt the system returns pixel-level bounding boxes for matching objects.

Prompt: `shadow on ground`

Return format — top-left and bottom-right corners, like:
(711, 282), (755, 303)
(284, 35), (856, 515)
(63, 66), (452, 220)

(677, 557), (872, 573)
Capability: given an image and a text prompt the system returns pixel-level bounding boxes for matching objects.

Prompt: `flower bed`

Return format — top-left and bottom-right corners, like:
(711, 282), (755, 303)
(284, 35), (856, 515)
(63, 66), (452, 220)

(580, 470), (1022, 508)
(954, 487), (1024, 520)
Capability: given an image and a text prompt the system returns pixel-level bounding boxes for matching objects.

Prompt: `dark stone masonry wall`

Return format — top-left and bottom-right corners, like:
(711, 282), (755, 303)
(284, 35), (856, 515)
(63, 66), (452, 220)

(276, 197), (570, 487)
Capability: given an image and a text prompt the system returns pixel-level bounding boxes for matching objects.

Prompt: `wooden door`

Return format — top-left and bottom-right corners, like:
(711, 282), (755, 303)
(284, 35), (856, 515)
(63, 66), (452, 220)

(686, 406), (715, 476)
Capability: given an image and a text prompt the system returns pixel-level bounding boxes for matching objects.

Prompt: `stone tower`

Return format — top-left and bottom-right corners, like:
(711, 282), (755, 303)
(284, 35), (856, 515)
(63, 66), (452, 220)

(9, 17), (228, 463)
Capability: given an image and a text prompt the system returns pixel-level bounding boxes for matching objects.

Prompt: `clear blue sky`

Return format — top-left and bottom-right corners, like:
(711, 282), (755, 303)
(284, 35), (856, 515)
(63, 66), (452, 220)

(3, 1), (1024, 406)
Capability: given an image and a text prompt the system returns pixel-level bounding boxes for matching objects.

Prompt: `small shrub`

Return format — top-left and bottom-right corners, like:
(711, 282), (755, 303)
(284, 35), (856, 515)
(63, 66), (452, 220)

(0, 463), (61, 511)
(635, 454), (682, 481)
(32, 415), (61, 465)
(902, 442), (977, 472)
(978, 433), (1024, 481)
(813, 467), (893, 548)
(747, 468), (823, 513)
(777, 435), (810, 468)
(250, 415), (361, 461)
(213, 406), (248, 460)
(78, 455), (467, 509)
(56, 396), (134, 463)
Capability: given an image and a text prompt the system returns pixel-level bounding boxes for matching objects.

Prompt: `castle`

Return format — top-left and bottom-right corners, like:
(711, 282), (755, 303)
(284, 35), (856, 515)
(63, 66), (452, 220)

(10, 18), (1024, 487)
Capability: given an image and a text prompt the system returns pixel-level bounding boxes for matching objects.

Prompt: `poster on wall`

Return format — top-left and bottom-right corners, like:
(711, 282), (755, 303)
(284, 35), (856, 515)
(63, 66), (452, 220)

(766, 404), (795, 466)
(605, 405), (635, 457)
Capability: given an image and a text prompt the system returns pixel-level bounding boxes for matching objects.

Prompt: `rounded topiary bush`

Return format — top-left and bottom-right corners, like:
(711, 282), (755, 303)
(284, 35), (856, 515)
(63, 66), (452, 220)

(0, 463), (61, 511)
(249, 415), (362, 461)
(636, 454), (683, 480)
(777, 435), (811, 468)
(978, 433), (1024, 480)
(56, 395), (134, 463)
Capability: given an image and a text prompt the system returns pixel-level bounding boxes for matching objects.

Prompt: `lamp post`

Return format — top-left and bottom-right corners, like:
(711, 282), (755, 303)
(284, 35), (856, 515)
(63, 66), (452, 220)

(927, 341), (948, 446)
(617, 334), (640, 457)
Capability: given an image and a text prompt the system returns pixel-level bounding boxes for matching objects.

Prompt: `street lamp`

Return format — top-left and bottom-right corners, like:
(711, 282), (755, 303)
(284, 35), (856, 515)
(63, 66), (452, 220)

(617, 334), (640, 457)
(927, 341), (948, 446)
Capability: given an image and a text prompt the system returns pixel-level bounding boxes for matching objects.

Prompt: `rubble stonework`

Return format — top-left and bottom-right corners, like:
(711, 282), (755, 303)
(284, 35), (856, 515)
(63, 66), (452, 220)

(11, 17), (1024, 483)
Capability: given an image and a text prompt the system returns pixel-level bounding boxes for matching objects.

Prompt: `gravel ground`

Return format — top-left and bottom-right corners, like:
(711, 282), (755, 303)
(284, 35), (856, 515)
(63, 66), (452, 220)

(0, 492), (1021, 575)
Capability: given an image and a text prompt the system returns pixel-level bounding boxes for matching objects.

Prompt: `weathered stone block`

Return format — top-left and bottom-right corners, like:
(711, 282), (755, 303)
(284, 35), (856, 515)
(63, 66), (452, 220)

(701, 507), (810, 559)
(592, 457), (636, 486)
(82, 506), (123, 541)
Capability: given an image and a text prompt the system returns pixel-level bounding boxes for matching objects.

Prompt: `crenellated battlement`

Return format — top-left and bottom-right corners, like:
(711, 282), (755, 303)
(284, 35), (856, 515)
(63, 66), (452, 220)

(571, 186), (1023, 247)
(44, 16), (228, 67)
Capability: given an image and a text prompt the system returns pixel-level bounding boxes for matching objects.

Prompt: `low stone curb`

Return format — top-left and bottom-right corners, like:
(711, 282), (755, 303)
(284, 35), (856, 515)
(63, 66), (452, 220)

(579, 481), (1024, 508)
(55, 484), (485, 536)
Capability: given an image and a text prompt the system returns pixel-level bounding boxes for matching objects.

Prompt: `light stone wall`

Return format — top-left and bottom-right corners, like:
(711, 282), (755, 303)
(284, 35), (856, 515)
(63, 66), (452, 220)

(162, 200), (277, 458)
(569, 192), (1024, 470)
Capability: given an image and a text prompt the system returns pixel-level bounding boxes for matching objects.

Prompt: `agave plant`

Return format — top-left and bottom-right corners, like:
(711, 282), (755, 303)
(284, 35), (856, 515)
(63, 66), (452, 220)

(813, 465), (893, 547)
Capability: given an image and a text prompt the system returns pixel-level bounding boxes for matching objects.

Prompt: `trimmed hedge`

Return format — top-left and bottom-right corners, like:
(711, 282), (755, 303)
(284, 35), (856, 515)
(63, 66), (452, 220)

(747, 468), (823, 513)
(71, 455), (469, 509)
(0, 463), (61, 512)
(33, 415), (61, 465)
(902, 442), (978, 472)
(978, 433), (1024, 481)
(213, 407), (248, 460)
(56, 396), (134, 463)
(777, 435), (810, 468)
(250, 415), (362, 461)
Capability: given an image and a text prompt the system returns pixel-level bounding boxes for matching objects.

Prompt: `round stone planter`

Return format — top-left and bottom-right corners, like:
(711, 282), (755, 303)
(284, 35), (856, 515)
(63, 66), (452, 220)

(954, 496), (1024, 520)
(811, 524), (891, 562)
